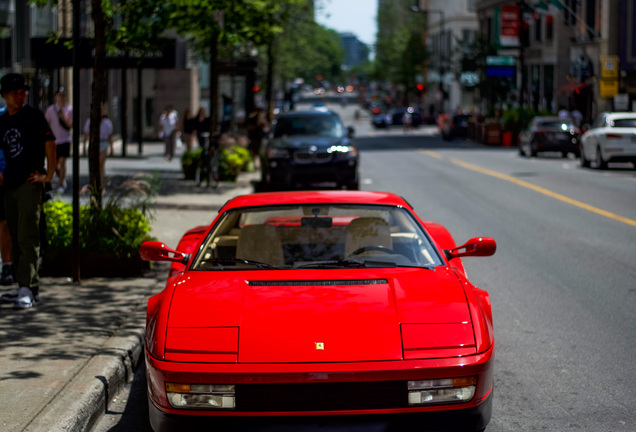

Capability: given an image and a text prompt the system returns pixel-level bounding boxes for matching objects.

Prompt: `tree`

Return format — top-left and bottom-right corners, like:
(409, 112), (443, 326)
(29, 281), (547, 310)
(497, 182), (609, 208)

(166, 0), (307, 135)
(373, 0), (426, 101)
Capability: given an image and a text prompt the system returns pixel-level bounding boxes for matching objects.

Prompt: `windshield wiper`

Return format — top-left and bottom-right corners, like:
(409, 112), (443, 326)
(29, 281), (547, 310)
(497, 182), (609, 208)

(200, 258), (279, 270)
(295, 259), (436, 270)
(294, 259), (367, 269)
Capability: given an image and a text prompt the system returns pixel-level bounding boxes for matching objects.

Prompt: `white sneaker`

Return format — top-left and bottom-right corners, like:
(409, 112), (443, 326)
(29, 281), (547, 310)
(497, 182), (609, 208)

(13, 287), (35, 309)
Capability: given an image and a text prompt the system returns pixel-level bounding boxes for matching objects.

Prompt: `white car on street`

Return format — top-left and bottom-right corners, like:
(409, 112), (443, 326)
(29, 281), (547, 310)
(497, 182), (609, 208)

(580, 112), (636, 169)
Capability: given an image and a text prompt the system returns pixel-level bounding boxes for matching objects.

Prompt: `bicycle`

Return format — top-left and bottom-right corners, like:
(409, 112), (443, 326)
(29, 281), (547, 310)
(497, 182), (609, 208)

(198, 132), (220, 189)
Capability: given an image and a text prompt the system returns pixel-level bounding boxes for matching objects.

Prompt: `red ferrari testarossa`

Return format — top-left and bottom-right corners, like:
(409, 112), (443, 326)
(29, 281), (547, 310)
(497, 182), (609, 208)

(140, 191), (496, 432)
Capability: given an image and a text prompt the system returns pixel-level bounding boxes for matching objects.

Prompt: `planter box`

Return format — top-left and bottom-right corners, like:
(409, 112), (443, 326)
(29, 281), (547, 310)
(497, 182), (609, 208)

(41, 251), (150, 278)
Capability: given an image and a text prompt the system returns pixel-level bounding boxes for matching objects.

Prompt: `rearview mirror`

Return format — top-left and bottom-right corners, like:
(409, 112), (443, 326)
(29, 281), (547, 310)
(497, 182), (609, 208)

(444, 237), (496, 260)
(301, 216), (333, 228)
(140, 241), (188, 264)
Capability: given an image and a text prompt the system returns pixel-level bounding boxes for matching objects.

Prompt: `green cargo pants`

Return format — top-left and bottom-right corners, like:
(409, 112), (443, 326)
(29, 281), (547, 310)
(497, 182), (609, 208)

(5, 181), (43, 294)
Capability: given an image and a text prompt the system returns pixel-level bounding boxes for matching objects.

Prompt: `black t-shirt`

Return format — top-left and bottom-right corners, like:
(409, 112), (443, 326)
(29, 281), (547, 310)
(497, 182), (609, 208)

(0, 105), (55, 188)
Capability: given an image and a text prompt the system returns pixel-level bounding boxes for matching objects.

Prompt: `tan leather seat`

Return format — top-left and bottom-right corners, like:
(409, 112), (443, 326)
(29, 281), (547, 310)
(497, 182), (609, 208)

(344, 217), (392, 257)
(236, 224), (284, 265)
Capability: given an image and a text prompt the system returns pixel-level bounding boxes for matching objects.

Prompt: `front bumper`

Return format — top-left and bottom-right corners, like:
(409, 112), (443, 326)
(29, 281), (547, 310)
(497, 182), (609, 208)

(537, 137), (580, 153)
(149, 395), (492, 432)
(146, 345), (493, 431)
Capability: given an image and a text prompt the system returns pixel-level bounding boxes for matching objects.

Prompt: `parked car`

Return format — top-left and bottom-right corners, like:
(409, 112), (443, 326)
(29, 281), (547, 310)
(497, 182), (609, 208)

(580, 112), (636, 169)
(518, 116), (581, 158)
(260, 110), (359, 190)
(140, 190), (497, 432)
(442, 114), (471, 140)
(372, 107), (423, 129)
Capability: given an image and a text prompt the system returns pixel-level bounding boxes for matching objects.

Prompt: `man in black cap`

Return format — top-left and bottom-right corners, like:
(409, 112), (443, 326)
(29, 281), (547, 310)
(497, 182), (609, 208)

(0, 73), (56, 309)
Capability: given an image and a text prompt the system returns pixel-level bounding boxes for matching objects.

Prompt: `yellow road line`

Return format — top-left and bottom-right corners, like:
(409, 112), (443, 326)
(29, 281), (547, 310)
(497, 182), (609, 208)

(420, 150), (636, 227)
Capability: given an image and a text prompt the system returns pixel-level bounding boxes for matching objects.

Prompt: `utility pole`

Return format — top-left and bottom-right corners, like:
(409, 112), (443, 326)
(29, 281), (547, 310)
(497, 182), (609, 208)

(518, 0), (526, 109)
(411, 3), (446, 113)
(72, 0), (81, 282)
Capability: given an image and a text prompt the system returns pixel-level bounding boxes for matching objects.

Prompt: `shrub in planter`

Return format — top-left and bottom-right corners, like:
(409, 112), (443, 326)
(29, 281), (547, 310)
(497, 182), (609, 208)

(219, 145), (251, 181)
(181, 148), (202, 180)
(42, 176), (157, 277)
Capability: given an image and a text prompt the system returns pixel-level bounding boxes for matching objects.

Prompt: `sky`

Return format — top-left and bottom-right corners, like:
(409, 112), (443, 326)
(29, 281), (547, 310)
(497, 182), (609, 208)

(314, 0), (378, 48)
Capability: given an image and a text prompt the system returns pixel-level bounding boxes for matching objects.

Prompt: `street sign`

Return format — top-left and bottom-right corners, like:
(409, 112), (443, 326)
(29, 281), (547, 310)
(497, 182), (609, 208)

(487, 56), (516, 66)
(600, 79), (619, 98)
(601, 56), (619, 79)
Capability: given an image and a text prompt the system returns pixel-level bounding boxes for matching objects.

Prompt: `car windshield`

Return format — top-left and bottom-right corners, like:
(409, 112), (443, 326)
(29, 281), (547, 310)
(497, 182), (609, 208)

(191, 204), (444, 270)
(273, 115), (345, 138)
(611, 118), (636, 128)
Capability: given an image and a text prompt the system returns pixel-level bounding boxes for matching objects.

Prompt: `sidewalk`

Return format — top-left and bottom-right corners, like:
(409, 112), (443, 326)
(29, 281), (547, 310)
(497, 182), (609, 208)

(0, 141), (259, 432)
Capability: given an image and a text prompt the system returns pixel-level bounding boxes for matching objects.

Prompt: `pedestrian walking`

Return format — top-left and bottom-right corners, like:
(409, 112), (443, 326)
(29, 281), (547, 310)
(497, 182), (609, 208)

(246, 106), (268, 166)
(558, 105), (570, 118)
(44, 87), (72, 193)
(194, 107), (211, 148)
(0, 73), (56, 309)
(571, 107), (583, 128)
(403, 107), (414, 133)
(180, 107), (196, 152)
(158, 105), (178, 161)
(83, 110), (113, 184)
(195, 107), (211, 148)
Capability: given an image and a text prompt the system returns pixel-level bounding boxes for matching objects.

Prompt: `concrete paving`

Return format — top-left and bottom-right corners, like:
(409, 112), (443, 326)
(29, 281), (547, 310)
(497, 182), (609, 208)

(0, 140), (259, 432)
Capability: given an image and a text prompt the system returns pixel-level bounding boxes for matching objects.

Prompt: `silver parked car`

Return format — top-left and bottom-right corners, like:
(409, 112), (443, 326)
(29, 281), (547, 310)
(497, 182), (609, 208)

(580, 112), (636, 169)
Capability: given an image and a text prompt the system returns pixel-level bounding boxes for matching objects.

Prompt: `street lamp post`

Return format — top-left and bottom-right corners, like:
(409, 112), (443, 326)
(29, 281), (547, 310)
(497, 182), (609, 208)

(411, 5), (446, 114)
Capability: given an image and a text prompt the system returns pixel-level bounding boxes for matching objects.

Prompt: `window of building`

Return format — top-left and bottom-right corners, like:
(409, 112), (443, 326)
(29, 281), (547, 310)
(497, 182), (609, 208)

(586, 0), (597, 39)
(564, 0), (578, 26)
(535, 15), (542, 42)
(546, 15), (554, 41)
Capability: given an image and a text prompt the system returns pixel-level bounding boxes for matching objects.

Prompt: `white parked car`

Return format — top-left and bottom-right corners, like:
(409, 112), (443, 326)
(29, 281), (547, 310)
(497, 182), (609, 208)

(580, 112), (636, 169)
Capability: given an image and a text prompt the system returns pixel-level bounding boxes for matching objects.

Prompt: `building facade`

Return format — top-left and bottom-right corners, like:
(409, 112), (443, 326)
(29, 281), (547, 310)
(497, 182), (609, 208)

(475, 0), (634, 122)
(1, 1), (201, 142)
(416, 0), (480, 115)
(339, 32), (370, 70)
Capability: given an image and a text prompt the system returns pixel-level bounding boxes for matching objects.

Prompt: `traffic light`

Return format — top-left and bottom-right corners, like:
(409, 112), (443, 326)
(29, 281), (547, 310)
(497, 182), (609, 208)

(416, 83), (424, 96)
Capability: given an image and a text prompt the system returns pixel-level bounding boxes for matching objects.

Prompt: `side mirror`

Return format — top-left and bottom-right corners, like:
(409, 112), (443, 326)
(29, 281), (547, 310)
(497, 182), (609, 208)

(140, 241), (188, 264)
(347, 126), (355, 138)
(444, 237), (496, 260)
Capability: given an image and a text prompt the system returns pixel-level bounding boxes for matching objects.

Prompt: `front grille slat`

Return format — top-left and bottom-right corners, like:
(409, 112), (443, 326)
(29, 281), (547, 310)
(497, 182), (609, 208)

(293, 151), (333, 164)
(236, 381), (407, 411)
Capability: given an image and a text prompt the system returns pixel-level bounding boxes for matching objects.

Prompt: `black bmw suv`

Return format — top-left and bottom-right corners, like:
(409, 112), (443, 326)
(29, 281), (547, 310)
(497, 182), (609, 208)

(260, 110), (359, 190)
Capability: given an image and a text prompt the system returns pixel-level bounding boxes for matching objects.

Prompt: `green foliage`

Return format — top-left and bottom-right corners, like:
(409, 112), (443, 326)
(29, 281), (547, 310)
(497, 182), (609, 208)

(44, 175), (158, 261)
(219, 145), (251, 180)
(276, 20), (345, 84)
(374, 0), (425, 84)
(181, 148), (202, 179)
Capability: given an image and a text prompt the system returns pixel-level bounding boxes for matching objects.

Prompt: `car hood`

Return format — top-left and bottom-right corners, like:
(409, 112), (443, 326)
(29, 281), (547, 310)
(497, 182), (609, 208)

(271, 136), (347, 149)
(166, 267), (471, 363)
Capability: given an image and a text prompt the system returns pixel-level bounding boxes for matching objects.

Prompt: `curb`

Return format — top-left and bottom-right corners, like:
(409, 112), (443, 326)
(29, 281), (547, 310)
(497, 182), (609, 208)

(24, 281), (156, 432)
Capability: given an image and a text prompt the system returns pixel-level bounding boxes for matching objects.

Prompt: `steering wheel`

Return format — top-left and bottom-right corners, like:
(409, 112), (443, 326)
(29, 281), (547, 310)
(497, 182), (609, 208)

(349, 245), (396, 256)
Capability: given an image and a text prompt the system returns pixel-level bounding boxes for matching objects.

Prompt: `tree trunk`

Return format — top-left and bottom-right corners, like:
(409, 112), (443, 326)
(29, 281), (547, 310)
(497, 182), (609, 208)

(209, 29), (219, 137)
(121, 64), (128, 157)
(90, 0), (106, 207)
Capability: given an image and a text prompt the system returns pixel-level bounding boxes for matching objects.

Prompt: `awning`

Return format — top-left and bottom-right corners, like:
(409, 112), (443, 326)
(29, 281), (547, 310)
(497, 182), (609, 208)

(556, 81), (588, 96)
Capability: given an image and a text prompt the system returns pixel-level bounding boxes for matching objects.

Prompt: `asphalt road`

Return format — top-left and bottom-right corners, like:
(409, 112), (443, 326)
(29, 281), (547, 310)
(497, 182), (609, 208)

(93, 105), (636, 432)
